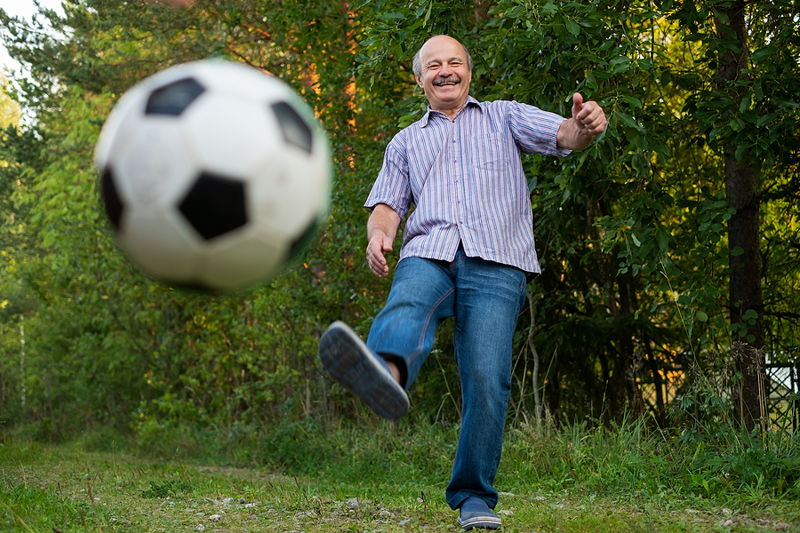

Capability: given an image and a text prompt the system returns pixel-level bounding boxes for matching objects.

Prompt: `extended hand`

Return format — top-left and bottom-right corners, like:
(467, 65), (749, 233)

(571, 93), (607, 140)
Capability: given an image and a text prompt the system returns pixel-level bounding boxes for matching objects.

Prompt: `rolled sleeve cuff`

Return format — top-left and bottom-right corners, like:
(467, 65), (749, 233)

(550, 117), (573, 157)
(364, 197), (408, 219)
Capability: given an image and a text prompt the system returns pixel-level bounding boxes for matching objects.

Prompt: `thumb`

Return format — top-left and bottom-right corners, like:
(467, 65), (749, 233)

(572, 92), (584, 118)
(381, 235), (393, 253)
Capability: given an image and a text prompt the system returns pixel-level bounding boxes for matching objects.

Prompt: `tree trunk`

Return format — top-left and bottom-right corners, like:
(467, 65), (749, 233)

(617, 273), (645, 415)
(713, 0), (766, 432)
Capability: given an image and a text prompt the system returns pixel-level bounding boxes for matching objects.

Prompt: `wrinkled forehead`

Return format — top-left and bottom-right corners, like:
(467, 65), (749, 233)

(419, 37), (468, 65)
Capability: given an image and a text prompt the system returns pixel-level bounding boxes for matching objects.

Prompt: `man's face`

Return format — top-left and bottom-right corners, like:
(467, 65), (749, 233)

(415, 36), (472, 114)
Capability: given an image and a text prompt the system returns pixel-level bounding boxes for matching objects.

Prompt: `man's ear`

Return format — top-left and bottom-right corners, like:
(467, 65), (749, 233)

(415, 75), (424, 88)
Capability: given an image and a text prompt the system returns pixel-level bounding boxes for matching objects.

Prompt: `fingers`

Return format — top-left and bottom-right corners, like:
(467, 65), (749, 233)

(366, 236), (391, 277)
(575, 100), (607, 136)
(572, 93), (606, 135)
(571, 93), (584, 117)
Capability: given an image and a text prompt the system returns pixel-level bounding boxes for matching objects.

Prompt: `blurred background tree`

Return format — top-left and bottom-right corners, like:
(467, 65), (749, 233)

(0, 0), (797, 442)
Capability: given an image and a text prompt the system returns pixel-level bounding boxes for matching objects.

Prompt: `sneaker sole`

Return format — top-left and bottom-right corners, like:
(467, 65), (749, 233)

(319, 321), (409, 420)
(457, 516), (502, 530)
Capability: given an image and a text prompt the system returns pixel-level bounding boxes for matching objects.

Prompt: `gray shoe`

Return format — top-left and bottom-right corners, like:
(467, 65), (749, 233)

(319, 321), (409, 420)
(457, 497), (502, 530)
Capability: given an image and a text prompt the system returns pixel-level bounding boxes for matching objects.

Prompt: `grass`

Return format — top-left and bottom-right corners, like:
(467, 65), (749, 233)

(1, 418), (799, 532)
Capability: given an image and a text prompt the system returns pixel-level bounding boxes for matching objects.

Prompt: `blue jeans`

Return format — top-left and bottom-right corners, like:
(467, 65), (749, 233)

(366, 247), (527, 510)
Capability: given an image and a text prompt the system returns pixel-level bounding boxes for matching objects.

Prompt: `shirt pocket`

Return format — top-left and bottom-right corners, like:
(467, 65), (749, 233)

(469, 133), (510, 174)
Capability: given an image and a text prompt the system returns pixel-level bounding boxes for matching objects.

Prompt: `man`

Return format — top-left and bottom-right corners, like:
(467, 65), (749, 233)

(319, 35), (606, 531)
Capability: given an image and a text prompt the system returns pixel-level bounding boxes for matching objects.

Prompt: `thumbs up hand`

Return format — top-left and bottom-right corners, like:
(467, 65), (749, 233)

(557, 93), (607, 151)
(571, 93), (607, 138)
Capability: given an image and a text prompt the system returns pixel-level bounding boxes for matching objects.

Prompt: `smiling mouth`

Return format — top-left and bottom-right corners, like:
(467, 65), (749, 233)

(433, 76), (460, 86)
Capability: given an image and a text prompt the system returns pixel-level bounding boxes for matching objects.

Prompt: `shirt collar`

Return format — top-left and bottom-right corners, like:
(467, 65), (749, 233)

(419, 96), (483, 127)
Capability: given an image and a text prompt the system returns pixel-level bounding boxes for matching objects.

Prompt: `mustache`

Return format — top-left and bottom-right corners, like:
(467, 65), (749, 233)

(433, 75), (460, 86)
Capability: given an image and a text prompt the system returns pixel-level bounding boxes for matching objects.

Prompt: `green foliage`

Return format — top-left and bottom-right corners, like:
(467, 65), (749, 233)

(687, 435), (800, 497)
(0, 76), (20, 127)
(0, 0), (798, 440)
(504, 416), (800, 500)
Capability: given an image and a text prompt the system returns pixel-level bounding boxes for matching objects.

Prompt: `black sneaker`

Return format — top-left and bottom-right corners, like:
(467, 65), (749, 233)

(318, 321), (409, 420)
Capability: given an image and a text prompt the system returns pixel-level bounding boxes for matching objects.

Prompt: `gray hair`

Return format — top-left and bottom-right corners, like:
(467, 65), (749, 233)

(412, 36), (473, 78)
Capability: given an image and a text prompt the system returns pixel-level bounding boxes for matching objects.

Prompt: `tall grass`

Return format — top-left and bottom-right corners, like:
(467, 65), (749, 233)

(503, 416), (800, 501)
(77, 412), (800, 504)
(3, 414), (799, 532)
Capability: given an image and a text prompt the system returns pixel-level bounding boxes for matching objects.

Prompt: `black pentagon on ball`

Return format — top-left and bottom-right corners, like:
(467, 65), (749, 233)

(178, 172), (247, 241)
(145, 77), (205, 116)
(271, 101), (313, 154)
(100, 167), (124, 230)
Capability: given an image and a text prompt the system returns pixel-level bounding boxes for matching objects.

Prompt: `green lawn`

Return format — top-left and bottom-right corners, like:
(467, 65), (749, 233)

(2, 424), (799, 532)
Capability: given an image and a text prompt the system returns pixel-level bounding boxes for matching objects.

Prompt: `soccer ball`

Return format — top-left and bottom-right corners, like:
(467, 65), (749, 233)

(94, 59), (330, 291)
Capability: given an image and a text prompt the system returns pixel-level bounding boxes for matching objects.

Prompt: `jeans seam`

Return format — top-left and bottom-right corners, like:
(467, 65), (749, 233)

(406, 286), (455, 367)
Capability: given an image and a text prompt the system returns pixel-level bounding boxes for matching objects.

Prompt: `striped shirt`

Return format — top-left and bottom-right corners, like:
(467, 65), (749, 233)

(365, 96), (570, 273)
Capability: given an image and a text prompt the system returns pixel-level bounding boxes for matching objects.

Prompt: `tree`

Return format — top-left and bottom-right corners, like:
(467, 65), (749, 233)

(0, 0), (797, 438)
(673, 0), (800, 430)
(712, 0), (765, 431)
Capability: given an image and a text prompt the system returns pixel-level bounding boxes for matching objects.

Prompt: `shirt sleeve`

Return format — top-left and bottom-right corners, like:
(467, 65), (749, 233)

(506, 100), (572, 157)
(364, 139), (413, 219)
